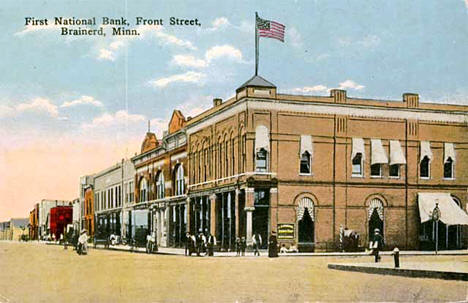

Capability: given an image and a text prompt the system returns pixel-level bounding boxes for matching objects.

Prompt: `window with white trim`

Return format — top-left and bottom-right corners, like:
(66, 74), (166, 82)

(139, 178), (148, 202)
(444, 157), (454, 179)
(256, 148), (268, 172)
(420, 156), (430, 178)
(300, 151), (311, 174)
(156, 172), (165, 199)
(352, 153), (363, 176)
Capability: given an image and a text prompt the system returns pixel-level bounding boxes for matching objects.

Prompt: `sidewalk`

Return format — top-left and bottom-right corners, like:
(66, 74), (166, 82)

(47, 240), (468, 257)
(328, 261), (468, 281)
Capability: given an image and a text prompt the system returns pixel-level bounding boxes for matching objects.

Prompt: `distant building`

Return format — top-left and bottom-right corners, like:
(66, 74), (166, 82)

(29, 203), (39, 240)
(72, 198), (81, 233)
(38, 199), (71, 239)
(10, 218), (29, 241)
(130, 110), (188, 247)
(93, 159), (135, 239)
(79, 175), (94, 233)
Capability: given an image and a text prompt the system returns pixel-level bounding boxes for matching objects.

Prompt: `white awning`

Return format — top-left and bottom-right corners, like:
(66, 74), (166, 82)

(390, 140), (406, 165)
(297, 197), (314, 221)
(255, 125), (270, 152)
(300, 135), (313, 157)
(371, 139), (388, 165)
(444, 143), (456, 162)
(418, 193), (468, 225)
(351, 138), (365, 160)
(420, 141), (433, 161)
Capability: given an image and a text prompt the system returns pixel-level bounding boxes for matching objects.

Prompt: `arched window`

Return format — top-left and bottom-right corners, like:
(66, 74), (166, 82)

(300, 151), (311, 174)
(420, 156), (430, 178)
(352, 153), (363, 176)
(156, 172), (165, 199)
(444, 157), (454, 179)
(297, 197), (314, 243)
(139, 178), (148, 203)
(175, 165), (184, 196)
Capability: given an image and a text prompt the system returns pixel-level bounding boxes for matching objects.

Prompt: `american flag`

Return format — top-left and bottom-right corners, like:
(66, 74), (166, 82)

(256, 16), (285, 42)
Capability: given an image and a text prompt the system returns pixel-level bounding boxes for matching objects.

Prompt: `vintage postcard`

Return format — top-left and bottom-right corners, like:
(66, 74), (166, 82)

(0, 0), (467, 302)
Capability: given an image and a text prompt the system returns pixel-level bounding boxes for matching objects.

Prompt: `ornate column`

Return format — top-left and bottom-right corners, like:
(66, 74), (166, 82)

(235, 188), (240, 238)
(245, 187), (255, 246)
(185, 197), (191, 233)
(209, 194), (217, 238)
(269, 187), (278, 236)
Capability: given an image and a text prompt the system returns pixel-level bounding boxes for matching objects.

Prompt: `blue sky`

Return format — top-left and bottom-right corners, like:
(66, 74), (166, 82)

(0, 0), (467, 220)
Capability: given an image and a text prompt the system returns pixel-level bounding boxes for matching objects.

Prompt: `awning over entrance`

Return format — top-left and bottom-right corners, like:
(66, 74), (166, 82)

(418, 193), (468, 225)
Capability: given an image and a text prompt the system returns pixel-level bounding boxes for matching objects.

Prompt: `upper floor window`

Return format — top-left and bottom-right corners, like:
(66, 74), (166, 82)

(299, 135), (313, 175)
(389, 164), (400, 178)
(256, 148), (268, 172)
(389, 140), (406, 178)
(300, 152), (311, 174)
(420, 156), (430, 178)
(352, 153), (363, 176)
(139, 178), (148, 202)
(420, 141), (432, 179)
(156, 172), (165, 199)
(370, 139), (387, 178)
(175, 165), (185, 195)
(351, 138), (365, 177)
(255, 125), (270, 172)
(444, 157), (454, 179)
(444, 143), (455, 180)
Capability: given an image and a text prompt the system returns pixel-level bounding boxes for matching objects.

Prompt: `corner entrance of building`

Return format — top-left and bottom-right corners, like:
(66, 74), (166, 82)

(253, 189), (269, 249)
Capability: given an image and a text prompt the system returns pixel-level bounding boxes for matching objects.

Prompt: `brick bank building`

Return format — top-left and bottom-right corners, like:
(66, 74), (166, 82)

(184, 75), (468, 251)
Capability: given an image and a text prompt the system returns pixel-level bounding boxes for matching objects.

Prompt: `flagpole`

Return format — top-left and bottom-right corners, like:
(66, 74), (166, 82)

(255, 12), (259, 76)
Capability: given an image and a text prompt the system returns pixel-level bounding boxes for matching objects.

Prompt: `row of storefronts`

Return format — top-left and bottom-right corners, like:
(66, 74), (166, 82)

(72, 75), (467, 251)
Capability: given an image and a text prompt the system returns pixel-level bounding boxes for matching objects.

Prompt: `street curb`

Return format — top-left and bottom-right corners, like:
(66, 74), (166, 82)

(327, 263), (468, 281)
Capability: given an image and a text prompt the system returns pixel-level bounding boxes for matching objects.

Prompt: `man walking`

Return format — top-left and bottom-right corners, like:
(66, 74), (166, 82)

(268, 231), (278, 258)
(372, 228), (384, 263)
(252, 232), (262, 256)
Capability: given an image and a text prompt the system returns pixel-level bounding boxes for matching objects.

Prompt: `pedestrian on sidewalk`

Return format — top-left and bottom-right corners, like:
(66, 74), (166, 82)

(252, 232), (262, 256)
(240, 237), (246, 256)
(268, 231), (278, 258)
(184, 232), (190, 256)
(207, 233), (216, 256)
(372, 228), (384, 263)
(235, 237), (241, 256)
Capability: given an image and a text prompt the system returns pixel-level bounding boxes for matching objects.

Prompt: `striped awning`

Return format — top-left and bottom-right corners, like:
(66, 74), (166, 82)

(297, 197), (314, 221)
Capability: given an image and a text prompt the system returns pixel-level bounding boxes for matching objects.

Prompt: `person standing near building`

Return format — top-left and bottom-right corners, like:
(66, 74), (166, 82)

(240, 237), (246, 256)
(268, 231), (278, 258)
(184, 232), (190, 256)
(252, 232), (262, 256)
(207, 233), (216, 256)
(235, 237), (241, 256)
(372, 228), (384, 263)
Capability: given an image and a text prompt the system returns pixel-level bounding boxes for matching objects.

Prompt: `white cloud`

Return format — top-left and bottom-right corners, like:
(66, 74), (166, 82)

(98, 48), (116, 61)
(464, 0), (468, 8)
(16, 97), (59, 117)
(172, 44), (244, 69)
(289, 85), (329, 94)
(339, 80), (365, 90)
(177, 95), (213, 118)
(171, 55), (208, 68)
(288, 27), (303, 49)
(0, 105), (15, 118)
(149, 71), (206, 88)
(81, 110), (145, 129)
(358, 34), (381, 48)
(205, 45), (243, 63)
(14, 24), (63, 36)
(208, 17), (230, 31)
(148, 118), (169, 138)
(60, 96), (103, 108)
(154, 30), (197, 50)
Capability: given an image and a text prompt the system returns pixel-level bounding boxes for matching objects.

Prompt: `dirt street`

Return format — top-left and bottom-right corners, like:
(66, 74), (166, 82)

(0, 242), (466, 302)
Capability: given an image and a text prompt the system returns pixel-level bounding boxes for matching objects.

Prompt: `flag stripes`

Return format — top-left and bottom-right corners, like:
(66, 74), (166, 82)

(256, 17), (285, 42)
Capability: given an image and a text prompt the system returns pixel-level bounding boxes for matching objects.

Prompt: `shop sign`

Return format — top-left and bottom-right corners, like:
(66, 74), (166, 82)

(277, 223), (295, 239)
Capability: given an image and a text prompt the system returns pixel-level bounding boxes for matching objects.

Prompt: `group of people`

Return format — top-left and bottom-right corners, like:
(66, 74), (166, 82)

(185, 232), (216, 256)
(184, 231), (280, 257)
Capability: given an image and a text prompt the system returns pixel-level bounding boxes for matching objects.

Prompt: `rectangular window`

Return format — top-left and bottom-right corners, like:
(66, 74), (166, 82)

(370, 164), (382, 177)
(256, 149), (267, 172)
(389, 164), (400, 178)
(300, 152), (311, 174)
(420, 156), (430, 178)
(352, 153), (363, 176)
